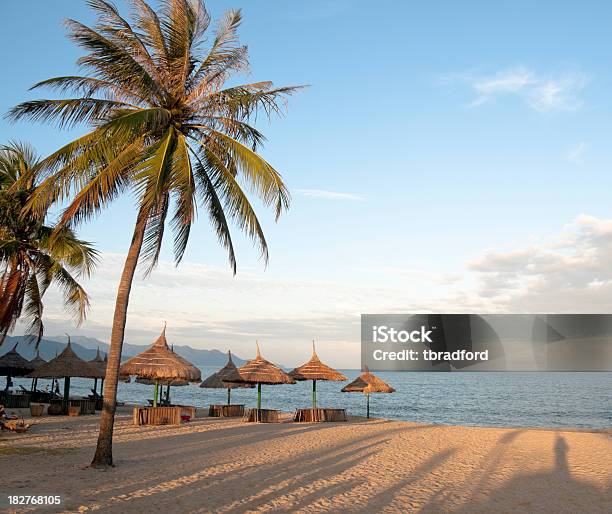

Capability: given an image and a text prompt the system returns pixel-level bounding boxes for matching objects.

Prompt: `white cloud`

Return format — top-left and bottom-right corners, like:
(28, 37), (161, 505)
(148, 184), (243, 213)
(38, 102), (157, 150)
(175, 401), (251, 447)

(467, 214), (612, 311)
(446, 66), (588, 112)
(294, 189), (366, 201)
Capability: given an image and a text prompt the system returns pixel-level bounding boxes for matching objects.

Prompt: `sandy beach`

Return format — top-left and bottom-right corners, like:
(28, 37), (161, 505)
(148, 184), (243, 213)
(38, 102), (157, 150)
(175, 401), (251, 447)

(1, 409), (610, 513)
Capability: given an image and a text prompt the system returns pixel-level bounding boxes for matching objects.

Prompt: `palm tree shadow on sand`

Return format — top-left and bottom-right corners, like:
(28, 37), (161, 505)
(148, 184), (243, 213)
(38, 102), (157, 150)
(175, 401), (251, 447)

(443, 434), (608, 513)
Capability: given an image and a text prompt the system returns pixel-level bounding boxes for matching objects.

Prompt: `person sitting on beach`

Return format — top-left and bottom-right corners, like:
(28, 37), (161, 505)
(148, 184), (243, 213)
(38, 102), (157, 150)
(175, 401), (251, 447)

(0, 404), (18, 420)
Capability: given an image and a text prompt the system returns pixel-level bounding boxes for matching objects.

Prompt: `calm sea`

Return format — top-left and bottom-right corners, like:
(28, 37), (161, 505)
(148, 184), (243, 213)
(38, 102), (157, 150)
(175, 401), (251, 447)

(8, 369), (611, 429)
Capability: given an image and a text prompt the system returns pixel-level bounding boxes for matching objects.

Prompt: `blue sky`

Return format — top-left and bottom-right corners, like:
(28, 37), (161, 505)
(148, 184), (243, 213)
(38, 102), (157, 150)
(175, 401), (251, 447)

(2, 1), (612, 366)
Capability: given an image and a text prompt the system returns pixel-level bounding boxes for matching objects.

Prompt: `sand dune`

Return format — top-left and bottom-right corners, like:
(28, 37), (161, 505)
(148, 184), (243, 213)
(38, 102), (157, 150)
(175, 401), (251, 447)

(1, 409), (610, 513)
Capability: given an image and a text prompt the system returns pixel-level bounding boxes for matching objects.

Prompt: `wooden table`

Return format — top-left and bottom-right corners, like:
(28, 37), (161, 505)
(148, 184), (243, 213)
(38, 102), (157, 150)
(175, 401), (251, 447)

(133, 406), (182, 426)
(177, 405), (197, 419)
(293, 408), (347, 422)
(243, 408), (280, 423)
(209, 404), (245, 417)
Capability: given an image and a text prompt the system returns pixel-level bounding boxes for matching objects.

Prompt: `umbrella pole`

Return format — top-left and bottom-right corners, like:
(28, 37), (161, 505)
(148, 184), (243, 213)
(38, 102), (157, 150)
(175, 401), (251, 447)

(64, 376), (70, 414)
(166, 384), (171, 405)
(153, 381), (159, 407)
(31, 378), (35, 391)
(93, 378), (98, 395)
(312, 380), (317, 409)
(100, 378), (104, 396)
(257, 383), (261, 410)
(227, 387), (231, 406)
(366, 393), (370, 419)
(4, 374), (11, 391)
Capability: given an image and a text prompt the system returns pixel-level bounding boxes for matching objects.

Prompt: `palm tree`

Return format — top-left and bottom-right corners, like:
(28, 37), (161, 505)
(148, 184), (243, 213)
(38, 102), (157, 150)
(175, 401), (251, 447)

(9, 0), (301, 467)
(0, 141), (97, 345)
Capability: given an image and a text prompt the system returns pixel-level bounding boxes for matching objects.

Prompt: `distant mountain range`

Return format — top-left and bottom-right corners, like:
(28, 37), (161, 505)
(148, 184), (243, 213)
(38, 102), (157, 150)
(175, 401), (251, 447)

(0, 334), (246, 367)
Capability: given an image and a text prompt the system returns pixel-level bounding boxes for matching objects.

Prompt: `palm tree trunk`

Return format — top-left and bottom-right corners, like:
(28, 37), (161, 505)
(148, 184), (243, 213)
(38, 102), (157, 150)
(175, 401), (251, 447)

(91, 207), (148, 467)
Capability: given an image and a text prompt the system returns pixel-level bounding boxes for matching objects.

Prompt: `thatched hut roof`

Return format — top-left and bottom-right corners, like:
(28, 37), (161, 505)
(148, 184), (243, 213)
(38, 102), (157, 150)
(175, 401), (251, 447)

(200, 352), (254, 389)
(119, 325), (201, 382)
(0, 343), (35, 376)
(29, 349), (47, 370)
(226, 343), (295, 385)
(89, 348), (107, 375)
(29, 340), (105, 379)
(341, 369), (395, 394)
(289, 342), (347, 382)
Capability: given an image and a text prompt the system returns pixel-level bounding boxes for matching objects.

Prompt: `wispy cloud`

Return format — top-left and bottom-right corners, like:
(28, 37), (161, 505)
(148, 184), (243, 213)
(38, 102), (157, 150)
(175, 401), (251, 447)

(567, 142), (587, 164)
(444, 66), (588, 112)
(294, 189), (366, 201)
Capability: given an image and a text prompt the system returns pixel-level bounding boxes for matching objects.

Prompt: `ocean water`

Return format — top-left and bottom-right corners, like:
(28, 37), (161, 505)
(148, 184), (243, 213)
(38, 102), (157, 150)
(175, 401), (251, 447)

(7, 370), (611, 429)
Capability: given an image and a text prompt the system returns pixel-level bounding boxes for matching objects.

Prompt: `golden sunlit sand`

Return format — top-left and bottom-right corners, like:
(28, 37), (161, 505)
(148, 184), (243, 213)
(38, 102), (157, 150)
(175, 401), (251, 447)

(1, 409), (610, 513)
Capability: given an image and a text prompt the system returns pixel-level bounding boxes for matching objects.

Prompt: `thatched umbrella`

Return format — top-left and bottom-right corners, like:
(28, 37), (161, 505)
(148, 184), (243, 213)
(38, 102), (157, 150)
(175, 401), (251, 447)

(0, 343), (36, 391)
(225, 343), (295, 410)
(341, 368), (395, 418)
(289, 342), (347, 408)
(200, 351), (254, 405)
(119, 324), (201, 406)
(89, 348), (107, 396)
(29, 350), (47, 391)
(29, 349), (46, 369)
(29, 336), (105, 406)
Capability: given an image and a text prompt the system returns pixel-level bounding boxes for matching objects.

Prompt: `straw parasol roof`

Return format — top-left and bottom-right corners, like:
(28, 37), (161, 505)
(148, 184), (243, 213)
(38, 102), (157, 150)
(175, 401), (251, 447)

(200, 351), (254, 389)
(341, 369), (395, 393)
(119, 325), (201, 382)
(29, 349), (47, 370)
(30, 340), (105, 379)
(226, 343), (295, 385)
(0, 343), (35, 376)
(89, 348), (107, 375)
(289, 342), (347, 382)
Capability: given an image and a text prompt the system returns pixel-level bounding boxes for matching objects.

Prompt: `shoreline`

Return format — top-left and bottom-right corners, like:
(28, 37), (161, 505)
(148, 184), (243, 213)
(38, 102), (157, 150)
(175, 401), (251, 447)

(5, 404), (611, 434)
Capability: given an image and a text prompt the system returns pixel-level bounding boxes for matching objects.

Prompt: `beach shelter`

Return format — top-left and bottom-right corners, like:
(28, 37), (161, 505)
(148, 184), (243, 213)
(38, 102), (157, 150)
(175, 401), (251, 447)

(289, 342), (347, 408)
(0, 343), (36, 390)
(200, 351), (254, 405)
(29, 336), (105, 406)
(119, 324), (201, 406)
(341, 368), (395, 418)
(29, 349), (47, 391)
(225, 343), (295, 409)
(89, 348), (107, 396)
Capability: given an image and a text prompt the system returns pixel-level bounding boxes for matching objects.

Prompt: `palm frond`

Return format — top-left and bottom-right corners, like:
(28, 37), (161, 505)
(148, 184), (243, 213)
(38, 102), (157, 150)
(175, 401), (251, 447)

(8, 98), (135, 129)
(202, 129), (290, 220)
(30, 76), (146, 104)
(191, 141), (269, 264)
(65, 18), (163, 102)
(187, 146), (237, 272)
(23, 272), (44, 345)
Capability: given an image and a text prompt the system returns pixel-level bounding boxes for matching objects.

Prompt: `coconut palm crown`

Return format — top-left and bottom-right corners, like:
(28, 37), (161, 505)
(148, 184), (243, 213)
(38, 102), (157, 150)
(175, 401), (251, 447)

(9, 0), (301, 273)
(0, 142), (97, 345)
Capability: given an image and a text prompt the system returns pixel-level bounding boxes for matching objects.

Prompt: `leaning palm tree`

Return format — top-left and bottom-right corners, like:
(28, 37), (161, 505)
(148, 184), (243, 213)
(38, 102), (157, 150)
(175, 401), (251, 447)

(0, 141), (97, 345)
(9, 0), (301, 467)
